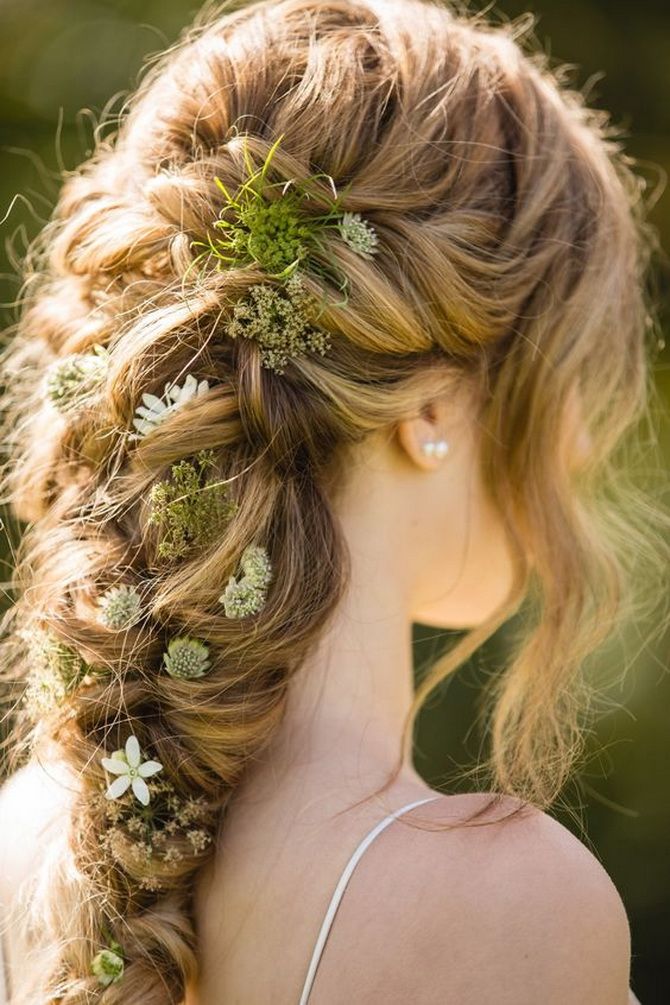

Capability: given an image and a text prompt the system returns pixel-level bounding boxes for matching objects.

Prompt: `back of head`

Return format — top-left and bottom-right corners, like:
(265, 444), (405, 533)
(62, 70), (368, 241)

(0, 0), (665, 1000)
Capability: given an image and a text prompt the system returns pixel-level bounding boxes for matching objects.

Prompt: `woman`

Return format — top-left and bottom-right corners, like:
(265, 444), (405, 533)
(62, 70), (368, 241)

(0, 0), (663, 1000)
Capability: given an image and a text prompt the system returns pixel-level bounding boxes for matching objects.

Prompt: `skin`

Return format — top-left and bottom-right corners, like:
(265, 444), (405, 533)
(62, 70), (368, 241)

(187, 381), (634, 1004)
(234, 383), (517, 810)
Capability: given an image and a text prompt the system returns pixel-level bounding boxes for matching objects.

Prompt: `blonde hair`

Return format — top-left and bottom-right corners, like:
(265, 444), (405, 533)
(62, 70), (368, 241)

(1, 0), (667, 1000)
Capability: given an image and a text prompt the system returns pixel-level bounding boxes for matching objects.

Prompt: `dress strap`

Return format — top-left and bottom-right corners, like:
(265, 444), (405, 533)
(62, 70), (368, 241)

(297, 794), (442, 1004)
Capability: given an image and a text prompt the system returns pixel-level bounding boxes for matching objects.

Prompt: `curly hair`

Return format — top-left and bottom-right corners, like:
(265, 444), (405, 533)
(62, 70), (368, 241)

(0, 0), (667, 1000)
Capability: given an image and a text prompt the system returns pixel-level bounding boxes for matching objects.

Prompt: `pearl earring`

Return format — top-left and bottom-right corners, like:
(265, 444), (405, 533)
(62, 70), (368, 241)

(421, 439), (449, 459)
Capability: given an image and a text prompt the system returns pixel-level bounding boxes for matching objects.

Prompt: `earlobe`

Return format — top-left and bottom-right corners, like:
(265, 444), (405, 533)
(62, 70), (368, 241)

(396, 415), (450, 469)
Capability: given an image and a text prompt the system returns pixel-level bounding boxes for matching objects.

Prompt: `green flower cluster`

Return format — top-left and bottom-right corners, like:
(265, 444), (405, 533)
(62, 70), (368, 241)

(148, 449), (238, 560)
(226, 271), (331, 374)
(189, 131), (379, 373)
(163, 637), (210, 679)
(99, 583), (142, 630)
(214, 188), (314, 276)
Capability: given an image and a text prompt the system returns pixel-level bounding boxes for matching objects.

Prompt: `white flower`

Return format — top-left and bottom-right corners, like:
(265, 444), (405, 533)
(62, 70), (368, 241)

(337, 212), (379, 258)
(220, 576), (267, 618)
(98, 584), (142, 630)
(101, 734), (163, 806)
(132, 373), (210, 438)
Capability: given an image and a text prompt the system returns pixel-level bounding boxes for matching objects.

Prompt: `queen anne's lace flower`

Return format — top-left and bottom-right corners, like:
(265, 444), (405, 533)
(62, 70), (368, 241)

(219, 543), (273, 618)
(225, 272), (330, 374)
(338, 211), (379, 257)
(132, 373), (210, 438)
(44, 345), (109, 412)
(21, 627), (96, 718)
(163, 637), (211, 679)
(97, 777), (213, 888)
(91, 944), (124, 986)
(101, 734), (163, 806)
(98, 584), (142, 630)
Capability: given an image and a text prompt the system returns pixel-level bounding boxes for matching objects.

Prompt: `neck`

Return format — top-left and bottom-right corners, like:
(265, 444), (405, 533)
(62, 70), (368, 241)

(235, 523), (424, 814)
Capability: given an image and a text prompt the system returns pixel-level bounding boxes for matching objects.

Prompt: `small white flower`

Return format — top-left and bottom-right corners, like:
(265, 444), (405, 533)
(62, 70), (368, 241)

(337, 212), (379, 258)
(132, 373), (210, 438)
(98, 584), (142, 630)
(163, 637), (211, 680)
(101, 734), (163, 806)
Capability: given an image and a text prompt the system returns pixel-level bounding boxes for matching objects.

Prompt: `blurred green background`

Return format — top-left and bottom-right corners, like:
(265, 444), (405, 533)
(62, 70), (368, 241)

(0, 0), (668, 1001)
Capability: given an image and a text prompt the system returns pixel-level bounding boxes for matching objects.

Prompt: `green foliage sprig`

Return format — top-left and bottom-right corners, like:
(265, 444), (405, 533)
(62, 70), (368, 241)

(191, 133), (361, 290)
(187, 132), (380, 373)
(147, 449), (237, 561)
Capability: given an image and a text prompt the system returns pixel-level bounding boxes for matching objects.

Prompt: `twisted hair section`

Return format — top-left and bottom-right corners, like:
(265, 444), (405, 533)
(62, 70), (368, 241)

(0, 0), (667, 1001)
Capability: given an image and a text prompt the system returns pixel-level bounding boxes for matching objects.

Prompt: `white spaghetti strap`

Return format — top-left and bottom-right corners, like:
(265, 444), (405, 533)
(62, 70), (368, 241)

(297, 794), (442, 1005)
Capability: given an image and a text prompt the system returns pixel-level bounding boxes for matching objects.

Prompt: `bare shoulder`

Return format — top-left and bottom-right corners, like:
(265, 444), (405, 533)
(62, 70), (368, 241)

(0, 757), (78, 911)
(391, 791), (632, 1004)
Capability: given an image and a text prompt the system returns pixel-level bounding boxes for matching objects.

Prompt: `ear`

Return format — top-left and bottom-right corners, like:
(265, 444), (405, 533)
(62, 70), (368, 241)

(395, 396), (451, 470)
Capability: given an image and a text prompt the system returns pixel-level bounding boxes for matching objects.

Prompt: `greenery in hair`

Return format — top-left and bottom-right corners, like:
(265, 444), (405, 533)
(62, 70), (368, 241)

(226, 271), (331, 373)
(22, 627), (103, 718)
(98, 584), (143, 630)
(220, 543), (273, 618)
(95, 777), (213, 893)
(162, 636), (211, 679)
(189, 131), (376, 304)
(147, 449), (238, 561)
(90, 942), (125, 986)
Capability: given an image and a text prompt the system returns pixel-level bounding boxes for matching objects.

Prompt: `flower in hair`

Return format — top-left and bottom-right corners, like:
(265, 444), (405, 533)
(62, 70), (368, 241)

(338, 212), (379, 258)
(226, 271), (331, 374)
(97, 778), (213, 891)
(212, 185), (314, 276)
(98, 584), (142, 630)
(192, 133), (349, 282)
(219, 543), (273, 618)
(44, 345), (109, 412)
(148, 449), (238, 561)
(189, 132), (374, 307)
(240, 542), (273, 589)
(21, 627), (101, 718)
(132, 372), (210, 438)
(101, 733), (163, 806)
(91, 942), (124, 986)
(163, 637), (211, 679)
